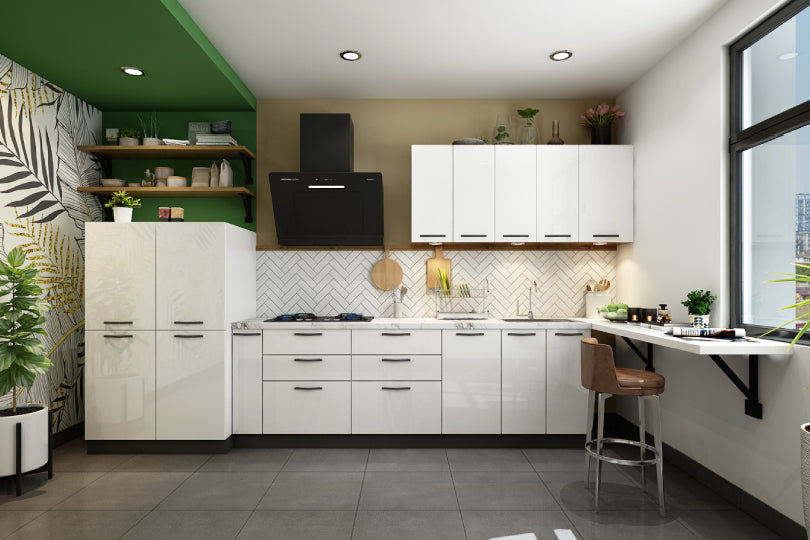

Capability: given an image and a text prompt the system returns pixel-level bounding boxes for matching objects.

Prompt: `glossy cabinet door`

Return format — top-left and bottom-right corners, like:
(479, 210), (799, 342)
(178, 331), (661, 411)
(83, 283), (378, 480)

(155, 331), (229, 440)
(412, 145), (453, 243)
(85, 223), (155, 330)
(352, 381), (441, 434)
(502, 330), (547, 434)
(85, 330), (155, 440)
(495, 145), (537, 242)
(537, 146), (579, 242)
(442, 330), (501, 433)
(263, 381), (351, 434)
(155, 223), (225, 330)
(546, 328), (591, 434)
(579, 145), (633, 242)
(453, 145), (495, 242)
(232, 331), (262, 435)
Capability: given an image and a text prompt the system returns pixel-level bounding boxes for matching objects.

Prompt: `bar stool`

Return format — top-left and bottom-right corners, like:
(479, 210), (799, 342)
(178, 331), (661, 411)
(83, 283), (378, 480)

(580, 337), (666, 516)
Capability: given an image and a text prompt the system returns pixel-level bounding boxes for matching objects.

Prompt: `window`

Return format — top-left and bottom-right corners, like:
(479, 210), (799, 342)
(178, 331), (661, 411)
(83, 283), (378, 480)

(731, 0), (810, 341)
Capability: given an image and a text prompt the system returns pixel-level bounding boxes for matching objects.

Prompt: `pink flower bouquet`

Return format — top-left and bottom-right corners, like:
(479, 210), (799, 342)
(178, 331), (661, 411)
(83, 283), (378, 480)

(580, 102), (626, 127)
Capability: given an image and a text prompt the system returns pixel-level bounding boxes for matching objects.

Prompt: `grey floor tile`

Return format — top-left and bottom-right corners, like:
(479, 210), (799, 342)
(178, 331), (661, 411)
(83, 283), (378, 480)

(677, 509), (783, 540)
(158, 471), (277, 510)
(283, 448), (368, 472)
(453, 471), (560, 511)
(564, 509), (697, 540)
(5, 510), (147, 540)
(236, 510), (355, 540)
(447, 448), (533, 471)
(199, 448), (293, 472)
(621, 466), (733, 510)
(114, 454), (212, 472)
(359, 471), (458, 510)
(54, 472), (191, 510)
(462, 510), (583, 540)
(54, 441), (134, 472)
(366, 448), (449, 471)
(0, 510), (44, 538)
(257, 471), (363, 510)
(0, 472), (105, 510)
(540, 470), (660, 511)
(122, 510), (252, 540)
(524, 448), (620, 473)
(352, 510), (466, 540)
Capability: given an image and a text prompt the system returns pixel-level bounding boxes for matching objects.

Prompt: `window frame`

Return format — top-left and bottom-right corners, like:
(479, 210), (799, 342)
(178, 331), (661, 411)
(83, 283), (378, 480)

(729, 0), (810, 344)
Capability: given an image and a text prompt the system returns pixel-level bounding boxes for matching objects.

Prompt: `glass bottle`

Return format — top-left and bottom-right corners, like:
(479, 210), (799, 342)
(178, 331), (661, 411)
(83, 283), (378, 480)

(492, 114), (513, 144)
(547, 120), (564, 144)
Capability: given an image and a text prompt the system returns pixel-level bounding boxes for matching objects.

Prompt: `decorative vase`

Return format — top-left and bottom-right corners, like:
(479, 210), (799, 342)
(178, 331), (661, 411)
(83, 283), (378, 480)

(142, 137), (162, 146)
(689, 314), (710, 328)
(801, 424), (810, 532)
(220, 159), (233, 187)
(590, 124), (612, 145)
(518, 120), (538, 145)
(493, 114), (513, 144)
(119, 137), (141, 146)
(210, 161), (220, 187)
(0, 405), (48, 477)
(547, 120), (564, 145)
(113, 207), (133, 223)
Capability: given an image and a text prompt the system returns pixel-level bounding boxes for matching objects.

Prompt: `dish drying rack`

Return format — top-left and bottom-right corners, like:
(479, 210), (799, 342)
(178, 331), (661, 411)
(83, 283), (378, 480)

(431, 278), (489, 320)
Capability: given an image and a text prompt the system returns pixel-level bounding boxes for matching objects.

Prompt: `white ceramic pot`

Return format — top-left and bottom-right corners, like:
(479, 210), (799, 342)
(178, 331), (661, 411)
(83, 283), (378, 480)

(801, 423), (810, 533)
(142, 137), (162, 146)
(113, 207), (133, 223)
(0, 405), (48, 476)
(119, 137), (141, 146)
(689, 314), (710, 328)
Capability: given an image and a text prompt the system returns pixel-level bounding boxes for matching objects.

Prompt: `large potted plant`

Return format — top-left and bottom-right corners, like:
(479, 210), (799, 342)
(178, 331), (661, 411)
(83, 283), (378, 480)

(580, 102), (625, 144)
(104, 190), (141, 222)
(0, 247), (52, 485)
(681, 289), (717, 328)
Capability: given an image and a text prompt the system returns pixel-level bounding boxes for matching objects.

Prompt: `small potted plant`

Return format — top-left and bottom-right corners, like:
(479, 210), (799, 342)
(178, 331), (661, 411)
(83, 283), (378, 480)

(0, 246), (52, 487)
(516, 108), (539, 144)
(118, 127), (143, 146)
(681, 289), (717, 328)
(104, 190), (141, 222)
(139, 114), (162, 146)
(580, 102), (625, 144)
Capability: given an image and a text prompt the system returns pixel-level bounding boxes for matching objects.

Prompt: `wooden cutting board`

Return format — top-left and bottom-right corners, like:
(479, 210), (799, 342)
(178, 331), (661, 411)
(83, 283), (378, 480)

(371, 247), (403, 291)
(426, 246), (451, 288)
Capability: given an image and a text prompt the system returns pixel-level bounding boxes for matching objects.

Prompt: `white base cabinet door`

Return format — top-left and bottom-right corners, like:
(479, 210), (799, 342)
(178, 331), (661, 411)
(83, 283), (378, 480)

(263, 381), (351, 434)
(352, 381), (441, 434)
(442, 330), (501, 434)
(412, 145), (453, 243)
(232, 331), (262, 435)
(546, 329), (591, 434)
(85, 331), (155, 440)
(502, 330), (547, 434)
(156, 331), (229, 440)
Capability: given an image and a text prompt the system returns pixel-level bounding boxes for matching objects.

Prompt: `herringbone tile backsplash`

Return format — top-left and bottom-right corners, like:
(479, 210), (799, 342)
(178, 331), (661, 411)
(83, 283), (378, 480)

(256, 250), (616, 318)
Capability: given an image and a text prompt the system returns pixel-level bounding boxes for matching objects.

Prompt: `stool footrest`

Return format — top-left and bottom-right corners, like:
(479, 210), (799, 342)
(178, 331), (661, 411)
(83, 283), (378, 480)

(585, 437), (661, 467)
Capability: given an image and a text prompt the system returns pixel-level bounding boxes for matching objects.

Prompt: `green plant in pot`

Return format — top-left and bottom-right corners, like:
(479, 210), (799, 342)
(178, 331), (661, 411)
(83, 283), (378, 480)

(681, 289), (716, 328)
(516, 108), (539, 144)
(138, 114), (162, 146)
(118, 127), (143, 146)
(104, 190), (141, 223)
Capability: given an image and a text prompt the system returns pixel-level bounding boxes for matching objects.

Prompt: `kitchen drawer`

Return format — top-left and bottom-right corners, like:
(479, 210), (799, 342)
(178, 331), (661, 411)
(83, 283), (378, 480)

(263, 354), (351, 381)
(352, 355), (441, 380)
(262, 381), (350, 434)
(351, 329), (441, 355)
(352, 381), (441, 434)
(263, 329), (351, 355)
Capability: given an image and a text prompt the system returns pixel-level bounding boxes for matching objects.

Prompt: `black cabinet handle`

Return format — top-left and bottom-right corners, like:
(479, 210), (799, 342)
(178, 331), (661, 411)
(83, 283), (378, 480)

(234, 332), (261, 337)
(104, 334), (133, 339)
(381, 386), (411, 391)
(554, 332), (583, 336)
(103, 321), (133, 325)
(381, 358), (411, 362)
(544, 234), (571, 238)
(174, 334), (204, 339)
(460, 234), (486, 238)
(456, 332), (484, 336)
(592, 234), (620, 238)
(507, 332), (537, 336)
(294, 332), (323, 336)
(175, 321), (204, 325)
(419, 234), (446, 238)
(294, 358), (323, 362)
(503, 234), (529, 238)
(294, 386), (323, 391)
(381, 332), (410, 336)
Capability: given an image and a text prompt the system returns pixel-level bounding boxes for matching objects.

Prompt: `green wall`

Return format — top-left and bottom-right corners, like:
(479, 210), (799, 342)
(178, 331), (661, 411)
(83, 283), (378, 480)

(102, 111), (256, 231)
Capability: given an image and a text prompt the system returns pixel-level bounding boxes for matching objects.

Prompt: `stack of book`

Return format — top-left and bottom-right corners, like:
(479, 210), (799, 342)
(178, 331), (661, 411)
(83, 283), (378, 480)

(162, 138), (189, 146)
(195, 134), (237, 146)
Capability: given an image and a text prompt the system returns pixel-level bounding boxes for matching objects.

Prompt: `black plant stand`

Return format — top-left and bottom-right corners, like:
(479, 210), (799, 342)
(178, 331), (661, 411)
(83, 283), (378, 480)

(3, 408), (54, 496)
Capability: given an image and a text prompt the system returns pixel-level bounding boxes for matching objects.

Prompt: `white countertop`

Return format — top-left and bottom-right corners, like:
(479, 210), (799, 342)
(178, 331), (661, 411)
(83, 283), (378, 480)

(233, 317), (591, 330)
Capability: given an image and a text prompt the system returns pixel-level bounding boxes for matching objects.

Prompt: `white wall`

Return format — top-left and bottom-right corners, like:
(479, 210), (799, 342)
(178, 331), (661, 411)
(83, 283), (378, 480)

(615, 0), (810, 526)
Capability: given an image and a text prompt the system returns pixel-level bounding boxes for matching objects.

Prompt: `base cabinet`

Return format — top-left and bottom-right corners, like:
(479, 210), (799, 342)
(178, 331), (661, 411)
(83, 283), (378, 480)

(502, 330), (547, 434)
(263, 381), (351, 434)
(546, 329), (591, 434)
(352, 381), (441, 434)
(233, 332), (262, 435)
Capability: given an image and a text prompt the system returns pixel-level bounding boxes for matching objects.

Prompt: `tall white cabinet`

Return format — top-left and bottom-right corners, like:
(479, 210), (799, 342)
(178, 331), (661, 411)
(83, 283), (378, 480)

(85, 222), (256, 441)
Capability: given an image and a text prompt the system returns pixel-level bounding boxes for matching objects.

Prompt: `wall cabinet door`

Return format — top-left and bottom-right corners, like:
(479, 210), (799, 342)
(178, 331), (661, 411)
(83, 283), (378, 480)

(263, 381), (351, 434)
(579, 145), (633, 242)
(453, 145), (495, 242)
(352, 381), (441, 434)
(156, 331), (229, 440)
(412, 145), (453, 243)
(495, 146), (537, 242)
(232, 331), (262, 435)
(546, 329), (591, 434)
(156, 223), (225, 330)
(502, 330), (547, 434)
(85, 330), (155, 440)
(442, 330), (501, 433)
(85, 223), (155, 330)
(537, 146), (579, 242)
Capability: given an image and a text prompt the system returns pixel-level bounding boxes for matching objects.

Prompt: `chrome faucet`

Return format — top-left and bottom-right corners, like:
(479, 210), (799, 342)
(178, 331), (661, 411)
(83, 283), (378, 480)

(515, 281), (538, 319)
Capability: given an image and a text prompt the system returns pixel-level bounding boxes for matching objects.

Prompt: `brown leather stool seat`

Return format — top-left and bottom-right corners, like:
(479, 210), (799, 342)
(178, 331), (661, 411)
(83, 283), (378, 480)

(615, 368), (665, 395)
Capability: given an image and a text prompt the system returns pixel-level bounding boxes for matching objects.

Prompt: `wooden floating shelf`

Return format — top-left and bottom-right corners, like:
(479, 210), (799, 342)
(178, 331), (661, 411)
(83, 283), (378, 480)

(78, 186), (255, 199)
(76, 145), (257, 161)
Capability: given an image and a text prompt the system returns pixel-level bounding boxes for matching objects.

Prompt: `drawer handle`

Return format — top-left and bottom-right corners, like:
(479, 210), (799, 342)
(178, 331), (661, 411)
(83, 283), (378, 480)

(381, 332), (411, 336)
(592, 234), (620, 238)
(234, 332), (261, 337)
(503, 234), (529, 238)
(294, 332), (323, 336)
(174, 334), (204, 339)
(175, 321), (204, 325)
(381, 386), (411, 391)
(544, 234), (571, 238)
(460, 234), (486, 238)
(294, 386), (323, 391)
(419, 234), (446, 238)
(294, 358), (323, 362)
(507, 332), (536, 336)
(103, 321), (133, 325)
(554, 332), (583, 336)
(456, 332), (484, 336)
(104, 334), (133, 339)
(381, 358), (411, 362)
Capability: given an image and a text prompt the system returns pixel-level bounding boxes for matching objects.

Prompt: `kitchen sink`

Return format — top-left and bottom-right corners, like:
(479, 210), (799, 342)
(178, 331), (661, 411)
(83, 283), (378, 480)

(500, 318), (573, 322)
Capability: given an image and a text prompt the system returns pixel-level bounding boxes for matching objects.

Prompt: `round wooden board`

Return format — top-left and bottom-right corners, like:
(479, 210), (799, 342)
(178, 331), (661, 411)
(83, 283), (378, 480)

(371, 249), (403, 290)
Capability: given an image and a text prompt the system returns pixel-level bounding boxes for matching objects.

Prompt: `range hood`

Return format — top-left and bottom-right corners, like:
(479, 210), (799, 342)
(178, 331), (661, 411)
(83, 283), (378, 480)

(269, 114), (384, 246)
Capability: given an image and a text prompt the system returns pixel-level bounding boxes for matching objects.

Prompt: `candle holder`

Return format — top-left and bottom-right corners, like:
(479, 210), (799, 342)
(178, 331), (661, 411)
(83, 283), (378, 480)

(642, 308), (658, 324)
(627, 307), (641, 323)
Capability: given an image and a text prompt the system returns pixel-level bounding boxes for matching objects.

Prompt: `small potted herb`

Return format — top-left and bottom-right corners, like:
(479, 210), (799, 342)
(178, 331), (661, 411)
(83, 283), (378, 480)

(517, 108), (539, 144)
(104, 190), (141, 222)
(118, 127), (143, 146)
(681, 289), (717, 328)
(139, 114), (162, 146)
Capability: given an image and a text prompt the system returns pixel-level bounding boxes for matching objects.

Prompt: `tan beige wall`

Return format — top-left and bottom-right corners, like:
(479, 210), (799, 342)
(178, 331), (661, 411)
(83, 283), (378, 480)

(257, 99), (614, 247)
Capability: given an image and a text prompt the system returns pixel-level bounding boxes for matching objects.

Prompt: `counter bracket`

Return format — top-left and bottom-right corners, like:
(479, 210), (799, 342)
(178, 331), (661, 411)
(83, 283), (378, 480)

(239, 192), (254, 223)
(621, 336), (655, 372)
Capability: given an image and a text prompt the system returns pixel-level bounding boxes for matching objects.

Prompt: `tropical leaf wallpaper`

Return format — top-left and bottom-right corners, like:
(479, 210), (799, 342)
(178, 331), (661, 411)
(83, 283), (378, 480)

(0, 53), (102, 433)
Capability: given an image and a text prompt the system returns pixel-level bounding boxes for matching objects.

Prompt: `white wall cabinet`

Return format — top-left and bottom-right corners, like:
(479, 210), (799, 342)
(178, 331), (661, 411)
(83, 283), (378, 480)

(546, 328), (591, 434)
(495, 146), (537, 242)
(537, 146), (579, 242)
(502, 330), (547, 434)
(579, 145), (634, 242)
(453, 145), (495, 242)
(411, 145), (453, 243)
(232, 331), (263, 435)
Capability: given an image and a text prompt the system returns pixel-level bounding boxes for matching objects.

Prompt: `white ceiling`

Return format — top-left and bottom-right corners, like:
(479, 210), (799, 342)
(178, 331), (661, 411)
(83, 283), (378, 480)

(179, 0), (730, 99)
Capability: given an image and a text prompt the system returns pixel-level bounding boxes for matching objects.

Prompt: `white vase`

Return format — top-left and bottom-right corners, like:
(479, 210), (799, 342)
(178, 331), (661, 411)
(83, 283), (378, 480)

(0, 405), (48, 476)
(801, 424), (810, 533)
(220, 158), (233, 187)
(113, 207), (133, 223)
(142, 137), (162, 146)
(119, 137), (141, 146)
(689, 314), (710, 328)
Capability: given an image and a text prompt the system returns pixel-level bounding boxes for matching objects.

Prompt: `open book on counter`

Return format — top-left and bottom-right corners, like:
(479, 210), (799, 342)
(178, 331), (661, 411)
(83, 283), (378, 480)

(666, 327), (747, 339)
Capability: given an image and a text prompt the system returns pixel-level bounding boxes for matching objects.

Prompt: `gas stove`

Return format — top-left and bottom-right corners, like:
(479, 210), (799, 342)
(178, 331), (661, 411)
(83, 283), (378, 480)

(265, 312), (374, 323)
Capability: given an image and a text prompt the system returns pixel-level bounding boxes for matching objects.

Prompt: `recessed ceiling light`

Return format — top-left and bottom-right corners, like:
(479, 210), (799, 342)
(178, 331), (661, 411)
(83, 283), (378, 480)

(121, 66), (145, 76)
(549, 50), (573, 62)
(339, 50), (362, 61)
(778, 52), (799, 60)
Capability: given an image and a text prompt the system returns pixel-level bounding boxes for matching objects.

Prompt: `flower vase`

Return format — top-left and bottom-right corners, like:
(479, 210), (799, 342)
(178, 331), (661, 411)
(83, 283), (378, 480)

(518, 120), (538, 145)
(590, 124), (612, 145)
(547, 120), (564, 145)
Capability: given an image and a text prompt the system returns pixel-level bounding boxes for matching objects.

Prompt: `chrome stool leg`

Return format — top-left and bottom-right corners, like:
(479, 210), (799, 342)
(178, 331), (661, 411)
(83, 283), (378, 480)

(639, 395), (646, 493)
(651, 395), (665, 516)
(594, 392), (607, 512)
(584, 390), (596, 488)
